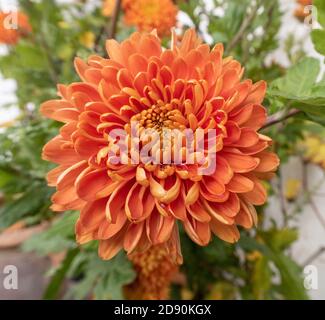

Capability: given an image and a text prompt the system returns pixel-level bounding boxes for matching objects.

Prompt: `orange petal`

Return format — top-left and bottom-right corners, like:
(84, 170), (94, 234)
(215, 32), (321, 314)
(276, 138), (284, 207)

(185, 182), (200, 205)
(51, 185), (80, 209)
(146, 210), (175, 245)
(243, 80), (267, 105)
(229, 103), (254, 125)
(240, 104), (267, 130)
(241, 176), (267, 206)
(203, 199), (234, 225)
(210, 193), (240, 217)
(210, 219), (240, 243)
(254, 151), (280, 172)
(76, 168), (112, 201)
(43, 135), (81, 165)
(169, 195), (187, 221)
(124, 221), (145, 253)
(97, 211), (127, 240)
(106, 39), (125, 66)
(232, 128), (259, 148)
(201, 176), (226, 195)
(125, 183), (155, 222)
(183, 216), (211, 246)
(226, 173), (254, 193)
(235, 200), (257, 228)
(78, 198), (106, 233)
(98, 234), (124, 260)
(187, 201), (211, 222)
(220, 151), (259, 173)
(106, 181), (131, 223)
(57, 160), (88, 190)
(46, 165), (68, 187)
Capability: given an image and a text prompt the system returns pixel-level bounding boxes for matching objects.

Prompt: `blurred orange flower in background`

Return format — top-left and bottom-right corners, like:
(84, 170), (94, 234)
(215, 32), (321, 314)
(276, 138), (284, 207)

(294, 0), (313, 21)
(41, 29), (279, 264)
(122, 0), (178, 36)
(0, 11), (32, 45)
(102, 0), (116, 17)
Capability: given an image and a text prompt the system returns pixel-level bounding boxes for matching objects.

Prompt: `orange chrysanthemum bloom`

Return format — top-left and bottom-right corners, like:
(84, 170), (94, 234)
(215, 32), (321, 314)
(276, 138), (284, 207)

(122, 0), (178, 37)
(294, 0), (313, 21)
(125, 245), (178, 299)
(102, 0), (115, 17)
(41, 29), (279, 264)
(297, 0), (312, 5)
(0, 11), (32, 45)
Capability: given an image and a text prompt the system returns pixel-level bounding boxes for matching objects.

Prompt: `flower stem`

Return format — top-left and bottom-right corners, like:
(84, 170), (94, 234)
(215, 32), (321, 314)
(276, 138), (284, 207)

(107, 0), (122, 40)
(262, 109), (301, 130)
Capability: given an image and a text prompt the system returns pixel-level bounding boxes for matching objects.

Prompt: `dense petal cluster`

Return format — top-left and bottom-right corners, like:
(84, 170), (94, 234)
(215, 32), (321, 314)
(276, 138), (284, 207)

(125, 245), (178, 299)
(41, 29), (279, 263)
(122, 0), (178, 37)
(0, 11), (32, 45)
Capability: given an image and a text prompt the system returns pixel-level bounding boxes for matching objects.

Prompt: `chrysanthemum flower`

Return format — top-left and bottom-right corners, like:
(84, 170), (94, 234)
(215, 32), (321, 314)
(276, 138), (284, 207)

(41, 29), (279, 264)
(125, 245), (178, 299)
(297, 0), (312, 5)
(102, 0), (115, 17)
(294, 0), (313, 21)
(0, 11), (32, 45)
(122, 0), (178, 37)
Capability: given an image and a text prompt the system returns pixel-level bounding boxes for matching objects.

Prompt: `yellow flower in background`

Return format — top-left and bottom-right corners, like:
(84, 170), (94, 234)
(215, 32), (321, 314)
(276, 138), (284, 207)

(246, 250), (262, 262)
(181, 288), (194, 300)
(302, 136), (320, 159)
(300, 135), (325, 168)
(102, 0), (116, 17)
(58, 20), (70, 29)
(312, 145), (325, 167)
(206, 282), (237, 300)
(285, 179), (301, 201)
(79, 31), (95, 49)
(122, 0), (178, 36)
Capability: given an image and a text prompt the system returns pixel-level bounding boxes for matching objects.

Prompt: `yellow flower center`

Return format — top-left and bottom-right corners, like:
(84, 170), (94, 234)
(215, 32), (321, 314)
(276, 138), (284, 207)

(130, 102), (187, 133)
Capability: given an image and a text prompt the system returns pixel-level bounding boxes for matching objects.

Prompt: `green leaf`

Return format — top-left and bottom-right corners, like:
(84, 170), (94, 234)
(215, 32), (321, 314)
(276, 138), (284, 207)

(251, 256), (271, 300)
(240, 235), (309, 300)
(66, 252), (136, 300)
(261, 233), (309, 300)
(261, 228), (299, 252)
(314, 0), (325, 27)
(0, 169), (14, 188)
(271, 57), (320, 97)
(269, 57), (325, 124)
(295, 2), (320, 63)
(311, 29), (325, 55)
(0, 183), (52, 230)
(270, 252), (308, 300)
(22, 211), (78, 255)
(15, 42), (49, 70)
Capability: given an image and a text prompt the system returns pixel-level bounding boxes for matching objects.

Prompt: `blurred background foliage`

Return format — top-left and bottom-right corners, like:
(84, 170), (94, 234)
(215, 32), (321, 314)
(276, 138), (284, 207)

(0, 0), (325, 300)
